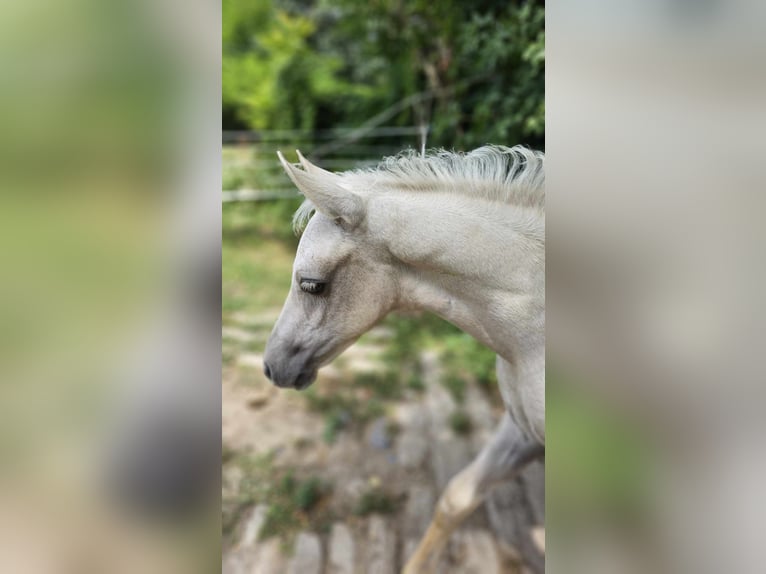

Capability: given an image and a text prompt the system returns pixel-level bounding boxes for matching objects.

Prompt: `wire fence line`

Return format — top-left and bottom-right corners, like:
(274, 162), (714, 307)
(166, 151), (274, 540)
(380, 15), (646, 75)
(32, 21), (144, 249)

(223, 126), (424, 144)
(222, 74), (501, 202)
(221, 189), (299, 203)
(223, 125), (426, 203)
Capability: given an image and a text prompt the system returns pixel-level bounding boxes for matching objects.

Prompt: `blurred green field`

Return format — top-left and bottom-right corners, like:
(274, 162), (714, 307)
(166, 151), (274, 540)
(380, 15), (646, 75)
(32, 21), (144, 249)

(222, 200), (300, 318)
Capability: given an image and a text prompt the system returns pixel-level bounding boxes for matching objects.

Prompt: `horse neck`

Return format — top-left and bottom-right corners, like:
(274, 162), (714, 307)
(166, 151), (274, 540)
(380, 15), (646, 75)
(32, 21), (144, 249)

(370, 191), (545, 361)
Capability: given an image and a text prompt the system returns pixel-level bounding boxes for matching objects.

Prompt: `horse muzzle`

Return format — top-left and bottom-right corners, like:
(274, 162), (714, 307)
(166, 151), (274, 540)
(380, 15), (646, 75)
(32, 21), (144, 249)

(262, 359), (317, 390)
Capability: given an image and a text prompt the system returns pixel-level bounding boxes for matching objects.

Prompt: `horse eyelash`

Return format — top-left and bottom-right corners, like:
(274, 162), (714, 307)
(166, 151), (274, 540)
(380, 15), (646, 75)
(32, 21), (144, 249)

(299, 280), (326, 295)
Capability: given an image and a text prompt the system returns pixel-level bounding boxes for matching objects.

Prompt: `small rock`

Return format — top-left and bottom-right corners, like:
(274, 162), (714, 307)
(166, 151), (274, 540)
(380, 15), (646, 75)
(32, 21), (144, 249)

(402, 484), (436, 566)
(287, 532), (322, 574)
(253, 538), (287, 574)
(366, 516), (397, 574)
(395, 404), (430, 468)
(222, 548), (253, 574)
(328, 523), (355, 574)
(240, 505), (267, 547)
(403, 484), (435, 539)
(247, 391), (271, 409)
(367, 417), (392, 449)
(430, 436), (473, 491)
(397, 431), (429, 469)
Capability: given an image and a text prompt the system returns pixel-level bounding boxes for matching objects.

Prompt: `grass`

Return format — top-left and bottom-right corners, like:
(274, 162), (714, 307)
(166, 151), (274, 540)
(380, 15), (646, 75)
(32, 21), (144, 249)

(222, 202), (298, 320)
(353, 371), (403, 400)
(448, 410), (473, 436)
(258, 473), (329, 546)
(322, 411), (349, 444)
(222, 452), (275, 541)
(441, 373), (467, 403)
(222, 451), (332, 550)
(353, 485), (400, 516)
(440, 332), (498, 389)
(222, 146), (294, 192)
(303, 388), (385, 444)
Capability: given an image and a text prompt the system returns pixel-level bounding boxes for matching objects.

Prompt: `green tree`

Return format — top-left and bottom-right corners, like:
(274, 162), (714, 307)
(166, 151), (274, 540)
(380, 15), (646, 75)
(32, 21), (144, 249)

(223, 0), (350, 130)
(223, 0), (544, 150)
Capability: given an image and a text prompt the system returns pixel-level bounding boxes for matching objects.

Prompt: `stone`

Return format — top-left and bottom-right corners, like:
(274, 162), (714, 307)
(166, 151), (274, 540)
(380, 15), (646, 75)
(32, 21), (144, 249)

(430, 436), (473, 491)
(223, 540), (286, 574)
(252, 538), (287, 574)
(247, 391), (272, 409)
(401, 484), (436, 565)
(366, 516), (397, 574)
(397, 431), (429, 469)
(222, 548), (254, 574)
(287, 532), (322, 574)
(328, 523), (355, 574)
(402, 484), (435, 540)
(395, 404), (430, 469)
(367, 417), (392, 449)
(240, 505), (267, 547)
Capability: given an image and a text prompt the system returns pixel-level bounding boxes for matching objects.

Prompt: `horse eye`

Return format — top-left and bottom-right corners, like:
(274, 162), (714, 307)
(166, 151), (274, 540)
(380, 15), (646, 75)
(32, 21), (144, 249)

(299, 280), (326, 295)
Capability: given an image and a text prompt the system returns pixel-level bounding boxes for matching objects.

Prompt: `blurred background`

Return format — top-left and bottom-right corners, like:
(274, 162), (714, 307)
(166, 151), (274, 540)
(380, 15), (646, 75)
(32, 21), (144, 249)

(0, 0), (220, 572)
(222, 0), (545, 573)
(548, 1), (766, 573)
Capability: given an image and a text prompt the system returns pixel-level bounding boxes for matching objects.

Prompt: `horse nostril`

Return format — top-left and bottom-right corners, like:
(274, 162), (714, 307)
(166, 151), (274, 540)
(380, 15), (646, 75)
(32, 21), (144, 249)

(263, 362), (272, 380)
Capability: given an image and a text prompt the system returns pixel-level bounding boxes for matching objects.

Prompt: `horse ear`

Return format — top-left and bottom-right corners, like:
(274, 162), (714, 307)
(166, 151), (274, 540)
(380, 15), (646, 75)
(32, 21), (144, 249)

(277, 151), (363, 227)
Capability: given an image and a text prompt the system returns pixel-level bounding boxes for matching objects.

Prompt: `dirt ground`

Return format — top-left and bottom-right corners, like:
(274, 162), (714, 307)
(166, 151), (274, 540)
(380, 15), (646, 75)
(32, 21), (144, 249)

(222, 310), (544, 574)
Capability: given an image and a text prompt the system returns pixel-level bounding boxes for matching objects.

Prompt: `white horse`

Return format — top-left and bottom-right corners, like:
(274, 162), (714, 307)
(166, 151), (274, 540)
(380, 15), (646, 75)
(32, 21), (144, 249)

(264, 145), (545, 573)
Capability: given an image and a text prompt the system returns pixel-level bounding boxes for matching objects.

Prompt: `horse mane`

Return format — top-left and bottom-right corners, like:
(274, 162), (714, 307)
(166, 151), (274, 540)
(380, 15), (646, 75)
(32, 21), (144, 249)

(293, 145), (545, 233)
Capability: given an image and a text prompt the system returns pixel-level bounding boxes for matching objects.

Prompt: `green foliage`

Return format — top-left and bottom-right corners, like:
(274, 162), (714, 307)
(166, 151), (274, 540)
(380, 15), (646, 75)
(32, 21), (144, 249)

(223, 0), (354, 130)
(222, 450), (330, 547)
(322, 410), (348, 444)
(353, 485), (399, 516)
(223, 0), (544, 149)
(354, 371), (402, 400)
(441, 373), (467, 403)
(223, 199), (302, 245)
(449, 409), (473, 436)
(222, 452), (276, 539)
(294, 476), (323, 511)
(258, 472), (327, 544)
(441, 332), (498, 392)
(406, 371), (425, 392)
(303, 388), (385, 444)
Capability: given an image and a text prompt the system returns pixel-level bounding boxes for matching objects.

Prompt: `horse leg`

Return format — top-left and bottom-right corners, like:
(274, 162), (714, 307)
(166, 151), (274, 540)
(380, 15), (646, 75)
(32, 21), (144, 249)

(402, 413), (542, 574)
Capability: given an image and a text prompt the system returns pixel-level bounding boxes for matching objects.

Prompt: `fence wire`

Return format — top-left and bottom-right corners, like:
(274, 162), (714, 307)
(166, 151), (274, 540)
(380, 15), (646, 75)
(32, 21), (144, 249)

(222, 126), (425, 202)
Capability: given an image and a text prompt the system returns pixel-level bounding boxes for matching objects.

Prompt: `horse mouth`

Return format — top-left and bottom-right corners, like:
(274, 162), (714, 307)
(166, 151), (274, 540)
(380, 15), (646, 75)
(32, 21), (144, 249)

(293, 369), (317, 391)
